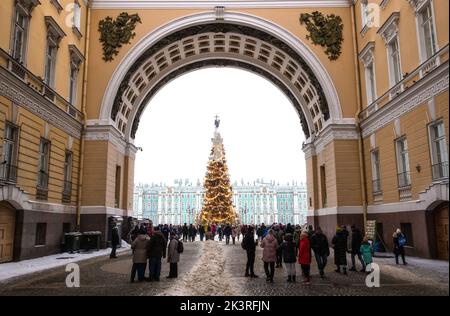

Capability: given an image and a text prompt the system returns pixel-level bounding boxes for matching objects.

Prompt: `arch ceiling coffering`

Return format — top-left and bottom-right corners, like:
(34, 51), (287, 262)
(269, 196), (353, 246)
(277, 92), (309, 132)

(105, 20), (338, 141)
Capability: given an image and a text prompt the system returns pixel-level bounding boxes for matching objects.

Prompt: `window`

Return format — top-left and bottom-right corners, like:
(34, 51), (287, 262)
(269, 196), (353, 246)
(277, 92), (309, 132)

(35, 223), (47, 246)
(68, 45), (84, 105)
(418, 2), (437, 60)
(371, 149), (381, 192)
(388, 37), (402, 85)
(63, 222), (71, 234)
(73, 1), (81, 31)
(62, 151), (73, 202)
(320, 165), (327, 208)
(44, 16), (66, 87)
(361, 1), (368, 27)
(12, 6), (28, 62)
(115, 165), (121, 208)
(400, 223), (414, 247)
(365, 61), (377, 104)
(1, 122), (19, 182)
(376, 222), (386, 252)
(50, 0), (63, 12)
(69, 65), (78, 105)
(37, 138), (50, 189)
(429, 121), (448, 180)
(396, 137), (411, 187)
(44, 38), (57, 87)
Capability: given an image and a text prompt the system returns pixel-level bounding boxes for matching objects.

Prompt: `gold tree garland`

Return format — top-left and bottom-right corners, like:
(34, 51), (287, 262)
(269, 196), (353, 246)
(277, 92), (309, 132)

(200, 144), (237, 225)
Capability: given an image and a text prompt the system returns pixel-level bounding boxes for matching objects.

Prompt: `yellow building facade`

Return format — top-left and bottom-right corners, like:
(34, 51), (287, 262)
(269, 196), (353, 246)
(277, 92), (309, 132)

(0, 0), (447, 262)
(356, 0), (448, 259)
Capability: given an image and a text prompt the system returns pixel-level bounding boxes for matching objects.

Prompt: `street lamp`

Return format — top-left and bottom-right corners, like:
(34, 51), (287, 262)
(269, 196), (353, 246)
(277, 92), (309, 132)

(186, 206), (195, 224)
(240, 206), (249, 224)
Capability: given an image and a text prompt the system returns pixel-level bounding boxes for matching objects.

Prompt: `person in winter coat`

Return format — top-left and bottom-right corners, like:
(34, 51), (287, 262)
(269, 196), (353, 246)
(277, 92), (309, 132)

(146, 226), (166, 281)
(332, 227), (348, 275)
(281, 233), (297, 282)
(273, 225), (284, 268)
(298, 232), (312, 284)
(130, 229), (149, 282)
(242, 227), (258, 278)
(256, 226), (262, 241)
(231, 226), (237, 244)
(188, 224), (195, 242)
(182, 223), (189, 242)
(310, 227), (330, 278)
(393, 228), (407, 265)
(224, 224), (232, 245)
(218, 225), (224, 241)
(260, 229), (279, 283)
(130, 225), (140, 242)
(285, 223), (294, 235)
(110, 224), (120, 259)
(162, 224), (170, 244)
(360, 236), (373, 273)
(206, 225), (212, 240)
(262, 226), (269, 238)
(167, 232), (180, 278)
(211, 224), (217, 239)
(240, 225), (247, 237)
(341, 225), (350, 251)
(199, 225), (205, 241)
(236, 225), (241, 241)
(146, 223), (154, 238)
(350, 225), (366, 272)
(293, 225), (302, 253)
(307, 225), (315, 239)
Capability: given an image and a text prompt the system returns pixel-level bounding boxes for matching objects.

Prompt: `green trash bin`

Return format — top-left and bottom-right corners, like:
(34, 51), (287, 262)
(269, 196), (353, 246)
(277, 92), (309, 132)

(64, 232), (82, 253)
(81, 231), (101, 251)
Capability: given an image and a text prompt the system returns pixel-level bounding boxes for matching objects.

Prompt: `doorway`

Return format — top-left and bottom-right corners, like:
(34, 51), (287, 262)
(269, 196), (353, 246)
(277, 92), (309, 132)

(434, 203), (449, 260)
(0, 201), (15, 263)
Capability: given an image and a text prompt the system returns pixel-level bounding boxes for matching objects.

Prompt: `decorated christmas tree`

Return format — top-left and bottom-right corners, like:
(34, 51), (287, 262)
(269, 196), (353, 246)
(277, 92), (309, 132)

(199, 116), (237, 225)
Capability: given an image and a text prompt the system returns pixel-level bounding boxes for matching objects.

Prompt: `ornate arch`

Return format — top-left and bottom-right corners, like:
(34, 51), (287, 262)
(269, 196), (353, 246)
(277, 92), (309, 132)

(98, 11), (343, 142)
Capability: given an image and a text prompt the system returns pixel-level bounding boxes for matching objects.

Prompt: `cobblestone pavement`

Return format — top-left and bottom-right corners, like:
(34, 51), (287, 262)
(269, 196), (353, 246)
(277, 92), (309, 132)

(223, 240), (449, 296)
(0, 240), (448, 296)
(0, 242), (202, 296)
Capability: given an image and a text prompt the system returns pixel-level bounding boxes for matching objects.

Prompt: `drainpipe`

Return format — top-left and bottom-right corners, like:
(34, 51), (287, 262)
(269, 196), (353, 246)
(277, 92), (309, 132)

(76, 0), (92, 230)
(351, 1), (369, 233)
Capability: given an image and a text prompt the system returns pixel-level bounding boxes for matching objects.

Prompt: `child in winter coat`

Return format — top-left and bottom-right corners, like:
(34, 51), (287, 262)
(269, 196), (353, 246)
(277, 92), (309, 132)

(281, 233), (297, 282)
(360, 236), (373, 273)
(298, 232), (312, 284)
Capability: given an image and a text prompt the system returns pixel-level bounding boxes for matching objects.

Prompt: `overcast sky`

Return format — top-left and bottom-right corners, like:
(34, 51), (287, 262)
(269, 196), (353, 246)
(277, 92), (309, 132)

(134, 67), (307, 186)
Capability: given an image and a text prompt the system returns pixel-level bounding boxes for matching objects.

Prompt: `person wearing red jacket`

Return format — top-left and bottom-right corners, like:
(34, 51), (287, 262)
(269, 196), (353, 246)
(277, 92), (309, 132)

(298, 231), (312, 284)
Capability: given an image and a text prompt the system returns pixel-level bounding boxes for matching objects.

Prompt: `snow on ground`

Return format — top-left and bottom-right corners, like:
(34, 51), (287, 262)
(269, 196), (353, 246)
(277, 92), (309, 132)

(161, 240), (240, 296)
(374, 256), (449, 289)
(0, 240), (131, 284)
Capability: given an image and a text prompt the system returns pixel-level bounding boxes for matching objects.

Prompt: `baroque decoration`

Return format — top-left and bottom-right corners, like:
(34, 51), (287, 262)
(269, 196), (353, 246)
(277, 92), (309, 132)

(299, 11), (344, 61)
(199, 118), (237, 225)
(98, 12), (141, 62)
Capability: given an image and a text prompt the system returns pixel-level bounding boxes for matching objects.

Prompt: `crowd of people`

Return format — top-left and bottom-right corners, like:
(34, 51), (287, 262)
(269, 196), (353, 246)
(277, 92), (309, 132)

(111, 222), (408, 284)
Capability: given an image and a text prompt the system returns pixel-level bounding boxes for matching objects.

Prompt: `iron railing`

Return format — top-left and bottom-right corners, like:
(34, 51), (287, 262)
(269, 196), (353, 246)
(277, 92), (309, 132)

(432, 161), (449, 180)
(62, 180), (72, 203)
(0, 163), (18, 183)
(397, 171), (411, 188)
(0, 47), (84, 122)
(372, 178), (382, 193)
(359, 45), (449, 121)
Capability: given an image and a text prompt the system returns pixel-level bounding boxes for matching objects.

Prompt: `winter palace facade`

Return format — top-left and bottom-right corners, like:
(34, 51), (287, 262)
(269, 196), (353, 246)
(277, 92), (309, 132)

(133, 180), (308, 226)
